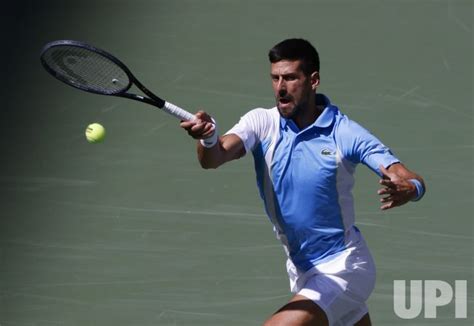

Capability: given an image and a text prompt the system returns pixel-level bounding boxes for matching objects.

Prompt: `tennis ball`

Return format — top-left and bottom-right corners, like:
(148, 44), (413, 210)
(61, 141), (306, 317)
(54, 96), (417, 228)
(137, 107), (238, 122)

(85, 123), (106, 143)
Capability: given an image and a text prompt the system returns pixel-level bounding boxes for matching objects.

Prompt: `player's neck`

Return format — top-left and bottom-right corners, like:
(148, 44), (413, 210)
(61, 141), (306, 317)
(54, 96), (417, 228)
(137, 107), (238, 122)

(293, 97), (323, 130)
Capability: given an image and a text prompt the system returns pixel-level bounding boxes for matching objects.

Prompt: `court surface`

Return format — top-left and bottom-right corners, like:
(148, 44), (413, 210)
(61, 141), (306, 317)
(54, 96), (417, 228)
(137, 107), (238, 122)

(1, 0), (472, 325)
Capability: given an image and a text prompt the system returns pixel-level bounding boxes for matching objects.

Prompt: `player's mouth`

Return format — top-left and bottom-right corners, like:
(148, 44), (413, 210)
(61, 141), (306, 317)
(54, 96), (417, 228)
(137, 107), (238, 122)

(278, 97), (292, 108)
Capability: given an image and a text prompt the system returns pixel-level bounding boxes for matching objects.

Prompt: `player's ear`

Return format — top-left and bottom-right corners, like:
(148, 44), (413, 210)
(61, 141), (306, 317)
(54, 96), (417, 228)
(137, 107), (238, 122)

(310, 71), (320, 90)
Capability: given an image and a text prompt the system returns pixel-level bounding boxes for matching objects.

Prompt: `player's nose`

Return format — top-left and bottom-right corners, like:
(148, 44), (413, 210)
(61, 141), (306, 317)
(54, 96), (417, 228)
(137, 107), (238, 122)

(278, 89), (287, 97)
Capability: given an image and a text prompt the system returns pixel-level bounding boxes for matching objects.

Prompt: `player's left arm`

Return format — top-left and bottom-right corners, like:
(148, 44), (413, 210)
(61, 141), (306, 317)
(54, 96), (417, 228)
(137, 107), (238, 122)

(378, 163), (426, 210)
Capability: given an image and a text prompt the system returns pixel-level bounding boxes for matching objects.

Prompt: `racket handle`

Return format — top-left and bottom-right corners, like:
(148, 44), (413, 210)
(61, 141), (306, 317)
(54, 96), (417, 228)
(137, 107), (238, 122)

(163, 101), (196, 121)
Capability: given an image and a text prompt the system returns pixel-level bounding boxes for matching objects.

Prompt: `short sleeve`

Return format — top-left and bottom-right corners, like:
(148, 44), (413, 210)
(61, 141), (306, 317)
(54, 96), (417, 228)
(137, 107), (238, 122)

(224, 108), (274, 154)
(336, 117), (400, 176)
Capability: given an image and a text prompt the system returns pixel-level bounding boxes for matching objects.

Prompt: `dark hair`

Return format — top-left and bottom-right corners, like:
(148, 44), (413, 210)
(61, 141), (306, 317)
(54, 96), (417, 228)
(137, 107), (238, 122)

(268, 38), (320, 75)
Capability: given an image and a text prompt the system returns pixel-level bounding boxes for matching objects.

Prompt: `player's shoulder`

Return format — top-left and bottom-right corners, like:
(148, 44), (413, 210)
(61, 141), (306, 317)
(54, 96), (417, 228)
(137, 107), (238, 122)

(317, 94), (361, 135)
(333, 110), (370, 137)
(236, 107), (279, 140)
(240, 107), (279, 125)
(244, 107), (279, 118)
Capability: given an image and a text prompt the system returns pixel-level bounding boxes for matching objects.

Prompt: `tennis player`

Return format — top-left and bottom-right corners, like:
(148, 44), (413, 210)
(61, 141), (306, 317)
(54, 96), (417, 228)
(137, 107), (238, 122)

(181, 38), (426, 326)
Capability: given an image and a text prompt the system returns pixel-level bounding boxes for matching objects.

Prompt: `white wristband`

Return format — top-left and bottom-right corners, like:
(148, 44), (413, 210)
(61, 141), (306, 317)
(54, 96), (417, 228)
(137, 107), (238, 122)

(200, 118), (218, 148)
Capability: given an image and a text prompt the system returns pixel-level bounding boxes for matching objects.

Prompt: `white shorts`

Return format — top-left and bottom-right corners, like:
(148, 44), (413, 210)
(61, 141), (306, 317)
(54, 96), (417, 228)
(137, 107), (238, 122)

(287, 236), (376, 326)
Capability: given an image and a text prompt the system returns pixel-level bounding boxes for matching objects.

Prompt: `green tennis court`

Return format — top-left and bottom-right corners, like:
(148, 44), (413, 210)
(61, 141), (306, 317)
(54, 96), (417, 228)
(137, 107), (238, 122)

(1, 0), (472, 325)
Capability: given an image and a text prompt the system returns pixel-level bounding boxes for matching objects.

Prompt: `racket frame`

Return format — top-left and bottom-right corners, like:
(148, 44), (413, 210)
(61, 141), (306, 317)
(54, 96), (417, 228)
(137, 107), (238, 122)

(40, 40), (168, 110)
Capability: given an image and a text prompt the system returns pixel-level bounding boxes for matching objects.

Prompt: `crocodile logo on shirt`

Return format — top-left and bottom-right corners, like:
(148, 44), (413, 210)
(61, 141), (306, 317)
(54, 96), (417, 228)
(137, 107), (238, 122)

(321, 148), (335, 156)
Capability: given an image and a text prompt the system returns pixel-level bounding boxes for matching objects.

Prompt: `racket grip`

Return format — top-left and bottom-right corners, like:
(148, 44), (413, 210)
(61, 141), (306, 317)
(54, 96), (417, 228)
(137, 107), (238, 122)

(163, 101), (196, 121)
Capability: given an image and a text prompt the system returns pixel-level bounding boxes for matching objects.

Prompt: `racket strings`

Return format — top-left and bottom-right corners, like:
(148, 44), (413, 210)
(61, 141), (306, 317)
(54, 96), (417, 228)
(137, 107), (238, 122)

(42, 46), (129, 94)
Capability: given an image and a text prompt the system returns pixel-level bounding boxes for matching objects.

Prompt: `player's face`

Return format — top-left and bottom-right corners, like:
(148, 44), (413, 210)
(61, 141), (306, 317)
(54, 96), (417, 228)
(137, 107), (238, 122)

(270, 60), (318, 119)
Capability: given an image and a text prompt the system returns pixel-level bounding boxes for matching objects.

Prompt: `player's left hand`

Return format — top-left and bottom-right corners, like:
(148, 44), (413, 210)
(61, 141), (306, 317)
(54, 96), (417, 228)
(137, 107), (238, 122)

(377, 165), (417, 210)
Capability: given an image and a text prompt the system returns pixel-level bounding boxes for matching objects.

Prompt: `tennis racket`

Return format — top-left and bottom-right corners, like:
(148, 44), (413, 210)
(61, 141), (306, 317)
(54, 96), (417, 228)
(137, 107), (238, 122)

(40, 40), (195, 121)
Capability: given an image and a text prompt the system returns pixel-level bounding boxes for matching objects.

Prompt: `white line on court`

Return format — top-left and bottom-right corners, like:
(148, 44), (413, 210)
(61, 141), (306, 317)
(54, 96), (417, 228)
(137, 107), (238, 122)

(47, 200), (267, 220)
(448, 1), (471, 33)
(398, 86), (420, 99)
(101, 103), (121, 113)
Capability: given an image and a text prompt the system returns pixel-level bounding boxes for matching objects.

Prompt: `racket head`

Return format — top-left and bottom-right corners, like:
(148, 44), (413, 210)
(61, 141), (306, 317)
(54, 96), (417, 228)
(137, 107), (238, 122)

(40, 40), (133, 95)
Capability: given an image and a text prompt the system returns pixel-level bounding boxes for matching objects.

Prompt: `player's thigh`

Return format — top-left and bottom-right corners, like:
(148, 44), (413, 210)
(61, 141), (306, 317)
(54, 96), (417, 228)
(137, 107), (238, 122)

(262, 294), (329, 326)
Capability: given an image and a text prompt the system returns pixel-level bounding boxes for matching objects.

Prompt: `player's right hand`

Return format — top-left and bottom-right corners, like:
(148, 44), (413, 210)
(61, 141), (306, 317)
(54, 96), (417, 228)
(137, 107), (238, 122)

(180, 110), (216, 140)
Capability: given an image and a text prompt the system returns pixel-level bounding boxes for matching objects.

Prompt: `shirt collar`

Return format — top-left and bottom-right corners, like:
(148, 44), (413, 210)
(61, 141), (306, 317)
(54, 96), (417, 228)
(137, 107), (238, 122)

(279, 93), (336, 130)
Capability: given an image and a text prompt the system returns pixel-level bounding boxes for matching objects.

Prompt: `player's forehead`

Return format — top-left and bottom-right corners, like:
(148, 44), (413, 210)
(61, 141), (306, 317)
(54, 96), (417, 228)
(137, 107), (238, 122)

(270, 60), (304, 75)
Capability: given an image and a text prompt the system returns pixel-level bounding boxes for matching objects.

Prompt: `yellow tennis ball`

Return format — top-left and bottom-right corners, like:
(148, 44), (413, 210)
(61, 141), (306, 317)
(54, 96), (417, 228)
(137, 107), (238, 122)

(85, 123), (106, 143)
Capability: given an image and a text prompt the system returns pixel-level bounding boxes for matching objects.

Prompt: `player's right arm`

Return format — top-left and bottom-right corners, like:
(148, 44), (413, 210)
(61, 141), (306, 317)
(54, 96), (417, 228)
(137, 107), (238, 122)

(180, 111), (246, 169)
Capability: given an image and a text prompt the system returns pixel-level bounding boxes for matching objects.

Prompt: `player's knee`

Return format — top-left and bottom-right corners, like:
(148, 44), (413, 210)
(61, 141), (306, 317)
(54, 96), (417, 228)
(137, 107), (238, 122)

(262, 317), (297, 326)
(262, 315), (328, 326)
(261, 319), (275, 326)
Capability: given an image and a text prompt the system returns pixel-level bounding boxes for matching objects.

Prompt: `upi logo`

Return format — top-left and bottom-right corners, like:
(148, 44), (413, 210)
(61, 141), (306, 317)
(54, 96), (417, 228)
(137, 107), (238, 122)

(393, 280), (467, 319)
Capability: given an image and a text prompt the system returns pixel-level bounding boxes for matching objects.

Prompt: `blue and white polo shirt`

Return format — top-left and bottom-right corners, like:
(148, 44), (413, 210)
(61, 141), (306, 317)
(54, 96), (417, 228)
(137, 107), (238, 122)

(225, 94), (399, 275)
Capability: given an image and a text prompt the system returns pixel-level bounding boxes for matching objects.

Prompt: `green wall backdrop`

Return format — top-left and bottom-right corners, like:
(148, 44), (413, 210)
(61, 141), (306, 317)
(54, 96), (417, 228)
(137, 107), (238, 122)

(1, 1), (472, 325)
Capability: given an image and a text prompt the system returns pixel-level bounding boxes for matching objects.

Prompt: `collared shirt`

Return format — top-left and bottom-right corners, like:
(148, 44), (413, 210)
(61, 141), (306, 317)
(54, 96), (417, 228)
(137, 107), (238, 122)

(225, 94), (399, 272)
